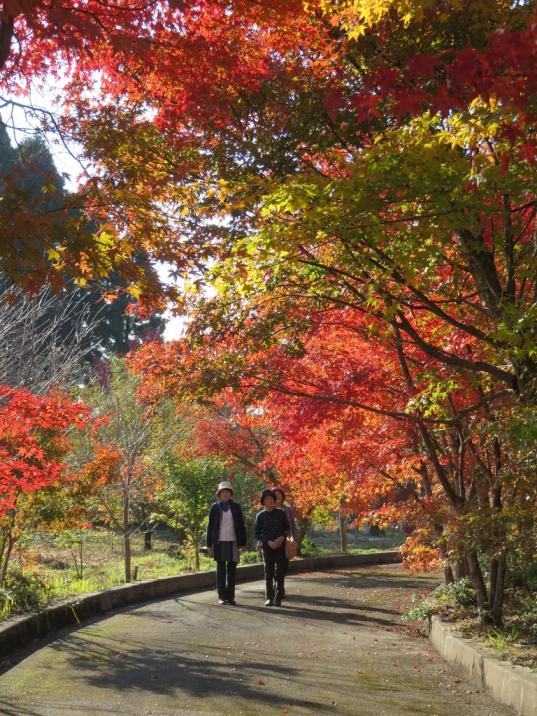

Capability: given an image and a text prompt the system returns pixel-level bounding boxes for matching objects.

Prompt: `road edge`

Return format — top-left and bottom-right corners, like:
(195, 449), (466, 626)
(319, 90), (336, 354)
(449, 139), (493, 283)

(0, 550), (399, 658)
(428, 615), (537, 716)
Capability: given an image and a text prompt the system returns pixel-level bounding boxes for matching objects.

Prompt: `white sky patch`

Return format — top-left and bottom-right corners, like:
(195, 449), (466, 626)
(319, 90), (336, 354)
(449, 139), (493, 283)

(0, 83), (87, 190)
(156, 262), (186, 342)
(1, 83), (184, 343)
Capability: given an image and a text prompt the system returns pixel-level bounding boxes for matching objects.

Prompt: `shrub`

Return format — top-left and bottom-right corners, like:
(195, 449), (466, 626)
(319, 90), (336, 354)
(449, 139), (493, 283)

(164, 543), (184, 560)
(240, 550), (262, 564)
(402, 592), (436, 624)
(487, 627), (522, 656)
(433, 577), (476, 609)
(0, 571), (51, 619)
(402, 578), (476, 626)
(507, 556), (537, 593)
(300, 537), (323, 556)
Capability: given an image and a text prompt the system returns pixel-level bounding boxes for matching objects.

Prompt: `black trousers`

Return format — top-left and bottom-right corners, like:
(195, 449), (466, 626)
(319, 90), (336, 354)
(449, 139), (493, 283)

(278, 555), (289, 594)
(262, 544), (286, 600)
(216, 560), (237, 601)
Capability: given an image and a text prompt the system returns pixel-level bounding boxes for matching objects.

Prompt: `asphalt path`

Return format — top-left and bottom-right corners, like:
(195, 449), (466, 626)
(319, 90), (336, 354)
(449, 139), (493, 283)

(0, 565), (511, 715)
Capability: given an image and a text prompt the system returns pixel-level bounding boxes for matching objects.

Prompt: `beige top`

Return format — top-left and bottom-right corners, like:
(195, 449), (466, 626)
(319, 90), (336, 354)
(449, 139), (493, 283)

(219, 507), (236, 542)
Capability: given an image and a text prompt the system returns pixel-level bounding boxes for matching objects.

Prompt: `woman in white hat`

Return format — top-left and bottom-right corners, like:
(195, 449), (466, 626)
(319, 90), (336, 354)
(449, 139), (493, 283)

(206, 481), (247, 605)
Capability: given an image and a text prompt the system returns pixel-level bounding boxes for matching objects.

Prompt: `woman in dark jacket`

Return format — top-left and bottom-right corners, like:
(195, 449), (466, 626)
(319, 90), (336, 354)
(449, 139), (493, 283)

(273, 487), (298, 599)
(255, 488), (289, 607)
(206, 480), (247, 605)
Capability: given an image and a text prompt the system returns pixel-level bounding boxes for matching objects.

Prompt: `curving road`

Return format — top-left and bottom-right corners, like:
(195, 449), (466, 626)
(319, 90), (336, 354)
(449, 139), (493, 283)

(0, 565), (510, 716)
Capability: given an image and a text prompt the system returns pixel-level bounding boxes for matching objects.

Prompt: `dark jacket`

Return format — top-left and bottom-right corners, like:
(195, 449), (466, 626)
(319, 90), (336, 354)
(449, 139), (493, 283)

(255, 508), (289, 544)
(206, 500), (247, 549)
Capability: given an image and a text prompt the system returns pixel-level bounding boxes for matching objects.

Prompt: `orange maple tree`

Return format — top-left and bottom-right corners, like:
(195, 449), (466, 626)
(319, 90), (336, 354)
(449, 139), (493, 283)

(133, 292), (532, 624)
(0, 386), (90, 583)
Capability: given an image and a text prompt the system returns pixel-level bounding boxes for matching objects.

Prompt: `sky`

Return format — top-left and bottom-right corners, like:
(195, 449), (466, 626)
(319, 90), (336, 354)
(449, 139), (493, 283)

(1, 84), (184, 342)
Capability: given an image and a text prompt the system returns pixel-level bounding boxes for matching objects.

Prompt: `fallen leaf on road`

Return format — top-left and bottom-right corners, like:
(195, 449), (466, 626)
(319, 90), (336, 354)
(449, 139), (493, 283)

(257, 678), (266, 685)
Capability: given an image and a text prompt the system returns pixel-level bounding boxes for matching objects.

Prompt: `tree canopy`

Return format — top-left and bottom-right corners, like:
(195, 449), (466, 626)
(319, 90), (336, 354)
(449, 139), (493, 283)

(1, 0), (536, 625)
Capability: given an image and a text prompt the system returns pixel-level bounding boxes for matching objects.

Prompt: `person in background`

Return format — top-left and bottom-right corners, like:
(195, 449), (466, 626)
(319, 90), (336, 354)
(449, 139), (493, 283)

(273, 487), (298, 599)
(206, 480), (247, 605)
(273, 487), (298, 542)
(255, 488), (288, 607)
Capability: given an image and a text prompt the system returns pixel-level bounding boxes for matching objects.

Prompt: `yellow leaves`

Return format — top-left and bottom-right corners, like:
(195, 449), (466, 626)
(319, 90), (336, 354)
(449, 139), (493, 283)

(316, 0), (499, 41)
(318, 0), (435, 37)
(199, 177), (268, 222)
(95, 229), (116, 248)
(385, 107), (508, 180)
(212, 274), (230, 298)
(127, 284), (143, 300)
(47, 247), (64, 267)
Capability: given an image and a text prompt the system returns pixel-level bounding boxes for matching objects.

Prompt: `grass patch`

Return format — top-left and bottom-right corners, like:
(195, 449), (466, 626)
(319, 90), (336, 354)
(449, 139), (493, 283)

(310, 526), (405, 553)
(2, 525), (402, 621)
(2, 528), (215, 620)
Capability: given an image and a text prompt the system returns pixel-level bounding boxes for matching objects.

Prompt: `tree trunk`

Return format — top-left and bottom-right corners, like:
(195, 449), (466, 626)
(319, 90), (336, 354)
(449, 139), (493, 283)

(0, 534), (6, 585)
(0, 509), (17, 587)
(0, 535), (13, 587)
(0, 16), (14, 72)
(454, 559), (469, 580)
(438, 542), (454, 584)
(123, 530), (132, 582)
(123, 489), (132, 582)
(297, 517), (310, 555)
(489, 555), (499, 610)
(75, 541), (84, 580)
(467, 550), (488, 618)
(490, 551), (507, 626)
(339, 511), (348, 552)
(144, 529), (152, 551)
(195, 543), (200, 572)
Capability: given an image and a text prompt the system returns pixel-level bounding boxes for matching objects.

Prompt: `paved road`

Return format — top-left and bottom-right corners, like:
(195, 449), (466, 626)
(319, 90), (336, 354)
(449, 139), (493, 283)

(0, 565), (511, 715)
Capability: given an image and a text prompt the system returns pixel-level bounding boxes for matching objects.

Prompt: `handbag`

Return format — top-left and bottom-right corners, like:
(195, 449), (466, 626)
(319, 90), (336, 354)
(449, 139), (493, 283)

(285, 537), (298, 560)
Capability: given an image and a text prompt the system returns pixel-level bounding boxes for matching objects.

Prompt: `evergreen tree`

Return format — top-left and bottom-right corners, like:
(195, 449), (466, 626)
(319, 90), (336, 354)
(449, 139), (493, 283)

(0, 123), (17, 176)
(0, 127), (165, 359)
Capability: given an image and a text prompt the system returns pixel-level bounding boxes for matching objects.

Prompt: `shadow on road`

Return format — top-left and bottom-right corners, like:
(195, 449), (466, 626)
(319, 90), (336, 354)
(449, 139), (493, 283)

(0, 701), (127, 716)
(44, 631), (326, 712)
(239, 599), (396, 627)
(0, 701), (44, 716)
(288, 593), (400, 616)
(300, 571), (438, 593)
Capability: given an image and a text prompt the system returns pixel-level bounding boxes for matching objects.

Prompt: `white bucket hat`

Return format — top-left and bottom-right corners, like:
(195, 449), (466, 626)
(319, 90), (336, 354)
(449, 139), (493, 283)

(216, 480), (234, 497)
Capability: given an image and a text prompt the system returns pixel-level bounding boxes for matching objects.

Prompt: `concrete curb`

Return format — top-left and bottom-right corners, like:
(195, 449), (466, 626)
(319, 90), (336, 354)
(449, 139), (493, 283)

(0, 550), (399, 658)
(429, 615), (537, 716)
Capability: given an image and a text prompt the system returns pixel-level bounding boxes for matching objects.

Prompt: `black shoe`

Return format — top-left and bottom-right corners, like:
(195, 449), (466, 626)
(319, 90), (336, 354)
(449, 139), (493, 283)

(228, 599), (236, 605)
(265, 599), (273, 606)
(274, 598), (282, 607)
(218, 599), (227, 605)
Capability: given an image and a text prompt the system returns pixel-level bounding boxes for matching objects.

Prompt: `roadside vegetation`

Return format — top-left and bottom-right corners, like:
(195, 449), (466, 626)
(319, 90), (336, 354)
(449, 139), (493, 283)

(403, 551), (537, 672)
(0, 526), (401, 620)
